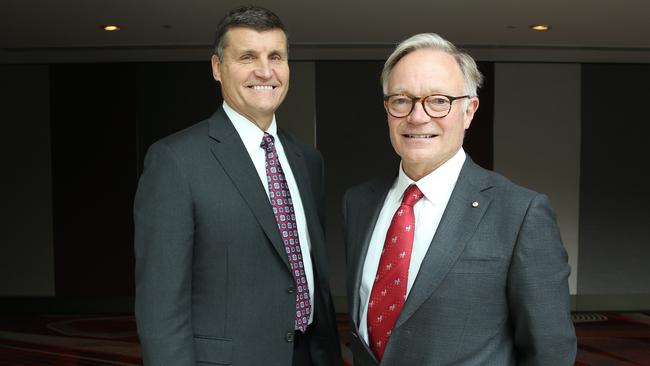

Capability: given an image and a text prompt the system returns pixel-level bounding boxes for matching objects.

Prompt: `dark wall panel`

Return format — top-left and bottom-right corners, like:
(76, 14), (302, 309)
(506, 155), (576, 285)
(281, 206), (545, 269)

(579, 64), (650, 294)
(50, 62), (222, 299)
(0, 65), (54, 296)
(50, 63), (137, 297)
(136, 62), (221, 174)
(316, 61), (394, 299)
(466, 62), (494, 170)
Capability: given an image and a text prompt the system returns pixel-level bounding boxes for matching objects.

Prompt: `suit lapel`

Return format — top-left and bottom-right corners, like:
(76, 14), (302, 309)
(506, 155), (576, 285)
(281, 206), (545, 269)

(349, 177), (394, 326)
(277, 131), (328, 275)
(277, 130), (322, 242)
(396, 159), (494, 328)
(207, 109), (290, 269)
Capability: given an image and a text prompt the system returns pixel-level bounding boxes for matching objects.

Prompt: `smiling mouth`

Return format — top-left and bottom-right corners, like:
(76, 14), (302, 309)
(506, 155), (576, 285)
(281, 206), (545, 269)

(249, 85), (276, 90)
(403, 134), (437, 139)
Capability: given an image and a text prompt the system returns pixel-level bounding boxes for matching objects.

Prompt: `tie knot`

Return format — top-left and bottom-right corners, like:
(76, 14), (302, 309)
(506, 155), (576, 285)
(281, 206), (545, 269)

(260, 132), (275, 149)
(401, 184), (423, 207)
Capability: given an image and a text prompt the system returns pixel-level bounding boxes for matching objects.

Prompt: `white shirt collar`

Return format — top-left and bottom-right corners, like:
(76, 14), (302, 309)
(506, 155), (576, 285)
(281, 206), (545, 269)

(394, 148), (466, 206)
(222, 101), (279, 151)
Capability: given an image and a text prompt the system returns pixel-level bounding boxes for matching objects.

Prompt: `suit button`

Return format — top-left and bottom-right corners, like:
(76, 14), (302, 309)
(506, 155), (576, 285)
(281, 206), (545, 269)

(285, 332), (295, 342)
(287, 285), (295, 294)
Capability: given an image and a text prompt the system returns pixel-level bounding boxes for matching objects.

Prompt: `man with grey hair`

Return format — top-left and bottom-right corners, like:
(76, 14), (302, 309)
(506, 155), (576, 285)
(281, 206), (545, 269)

(135, 5), (342, 365)
(343, 33), (576, 365)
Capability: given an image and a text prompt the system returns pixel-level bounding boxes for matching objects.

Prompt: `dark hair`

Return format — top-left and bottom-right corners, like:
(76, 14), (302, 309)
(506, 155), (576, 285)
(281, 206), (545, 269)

(213, 5), (287, 60)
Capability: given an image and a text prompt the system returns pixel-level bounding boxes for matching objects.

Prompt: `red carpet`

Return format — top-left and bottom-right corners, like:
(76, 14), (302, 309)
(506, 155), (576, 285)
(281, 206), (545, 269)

(0, 312), (649, 365)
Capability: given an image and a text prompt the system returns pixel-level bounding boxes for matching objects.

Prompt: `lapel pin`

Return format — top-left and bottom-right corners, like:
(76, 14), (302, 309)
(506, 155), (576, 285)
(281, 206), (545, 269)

(471, 201), (479, 208)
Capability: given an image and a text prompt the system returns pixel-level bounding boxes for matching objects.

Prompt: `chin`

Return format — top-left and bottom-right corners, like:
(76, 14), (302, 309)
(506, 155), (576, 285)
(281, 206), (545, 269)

(400, 149), (437, 161)
(250, 103), (279, 113)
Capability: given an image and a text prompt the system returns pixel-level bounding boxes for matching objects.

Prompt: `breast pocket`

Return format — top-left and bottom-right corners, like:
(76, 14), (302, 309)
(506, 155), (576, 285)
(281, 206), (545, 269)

(449, 257), (506, 274)
(194, 335), (232, 365)
(442, 257), (508, 307)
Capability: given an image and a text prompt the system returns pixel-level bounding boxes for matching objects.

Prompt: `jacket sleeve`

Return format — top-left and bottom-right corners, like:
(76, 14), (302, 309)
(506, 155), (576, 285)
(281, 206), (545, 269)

(507, 193), (577, 365)
(134, 141), (196, 365)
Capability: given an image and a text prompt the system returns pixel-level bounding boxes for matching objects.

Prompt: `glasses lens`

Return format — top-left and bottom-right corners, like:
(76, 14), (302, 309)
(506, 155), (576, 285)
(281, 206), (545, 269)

(387, 95), (413, 117)
(424, 95), (451, 116)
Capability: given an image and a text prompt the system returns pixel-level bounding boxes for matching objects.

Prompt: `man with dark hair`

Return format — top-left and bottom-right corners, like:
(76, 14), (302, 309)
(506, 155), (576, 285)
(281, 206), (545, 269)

(134, 6), (342, 365)
(343, 33), (576, 365)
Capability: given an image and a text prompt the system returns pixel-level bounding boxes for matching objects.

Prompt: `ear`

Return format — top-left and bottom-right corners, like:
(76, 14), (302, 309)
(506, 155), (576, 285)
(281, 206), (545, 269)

(211, 54), (222, 82)
(463, 96), (480, 130)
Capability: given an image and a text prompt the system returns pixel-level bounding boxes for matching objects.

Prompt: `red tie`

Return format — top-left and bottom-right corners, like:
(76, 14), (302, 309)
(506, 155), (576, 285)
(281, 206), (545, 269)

(368, 184), (424, 360)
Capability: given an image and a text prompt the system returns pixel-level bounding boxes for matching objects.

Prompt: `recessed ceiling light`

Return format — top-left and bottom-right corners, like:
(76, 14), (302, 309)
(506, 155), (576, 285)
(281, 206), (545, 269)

(102, 25), (121, 32)
(529, 24), (551, 31)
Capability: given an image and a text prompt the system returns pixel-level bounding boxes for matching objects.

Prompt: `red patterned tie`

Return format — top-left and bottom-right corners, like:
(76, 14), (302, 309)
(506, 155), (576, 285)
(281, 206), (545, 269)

(261, 133), (311, 332)
(368, 184), (424, 360)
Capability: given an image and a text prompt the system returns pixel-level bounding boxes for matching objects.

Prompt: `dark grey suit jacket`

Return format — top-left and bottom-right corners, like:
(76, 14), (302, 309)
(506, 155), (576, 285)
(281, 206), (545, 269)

(343, 157), (576, 365)
(134, 108), (342, 365)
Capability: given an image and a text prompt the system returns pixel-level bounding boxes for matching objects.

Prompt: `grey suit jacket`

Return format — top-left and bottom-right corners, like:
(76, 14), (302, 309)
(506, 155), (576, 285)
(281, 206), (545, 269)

(134, 108), (342, 366)
(343, 157), (576, 366)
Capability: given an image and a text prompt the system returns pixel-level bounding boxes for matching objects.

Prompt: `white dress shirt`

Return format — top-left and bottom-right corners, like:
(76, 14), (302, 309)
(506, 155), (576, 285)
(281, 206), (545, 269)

(358, 148), (466, 342)
(223, 102), (315, 324)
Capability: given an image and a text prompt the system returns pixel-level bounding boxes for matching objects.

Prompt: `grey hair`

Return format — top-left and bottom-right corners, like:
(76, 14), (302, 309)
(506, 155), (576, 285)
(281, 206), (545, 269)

(213, 5), (287, 61)
(381, 33), (483, 97)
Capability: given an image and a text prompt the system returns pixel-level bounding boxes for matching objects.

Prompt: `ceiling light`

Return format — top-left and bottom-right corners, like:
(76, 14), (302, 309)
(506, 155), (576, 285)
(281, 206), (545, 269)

(529, 24), (550, 31)
(102, 25), (121, 32)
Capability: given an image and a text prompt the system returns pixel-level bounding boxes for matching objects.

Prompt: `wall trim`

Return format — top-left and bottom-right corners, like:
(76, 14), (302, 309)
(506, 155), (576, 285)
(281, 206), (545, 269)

(0, 297), (134, 314)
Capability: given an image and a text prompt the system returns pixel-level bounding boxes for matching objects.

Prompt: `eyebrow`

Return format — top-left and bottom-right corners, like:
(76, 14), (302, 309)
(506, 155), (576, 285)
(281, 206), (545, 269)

(388, 88), (448, 95)
(232, 48), (287, 56)
(235, 48), (257, 54)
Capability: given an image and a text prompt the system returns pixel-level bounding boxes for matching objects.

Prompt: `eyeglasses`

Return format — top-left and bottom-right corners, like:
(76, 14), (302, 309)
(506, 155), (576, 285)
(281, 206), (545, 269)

(383, 94), (471, 118)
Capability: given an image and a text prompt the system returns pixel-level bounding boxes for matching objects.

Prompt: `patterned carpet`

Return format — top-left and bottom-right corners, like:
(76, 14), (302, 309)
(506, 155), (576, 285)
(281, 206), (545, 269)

(573, 312), (650, 365)
(0, 312), (649, 365)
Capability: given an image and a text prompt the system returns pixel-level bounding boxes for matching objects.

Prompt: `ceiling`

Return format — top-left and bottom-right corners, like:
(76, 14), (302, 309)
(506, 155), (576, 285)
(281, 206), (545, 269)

(2, 0), (650, 64)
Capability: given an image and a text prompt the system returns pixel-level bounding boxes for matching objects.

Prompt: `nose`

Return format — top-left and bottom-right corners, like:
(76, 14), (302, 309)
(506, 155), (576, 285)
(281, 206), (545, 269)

(406, 101), (431, 125)
(254, 59), (273, 79)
